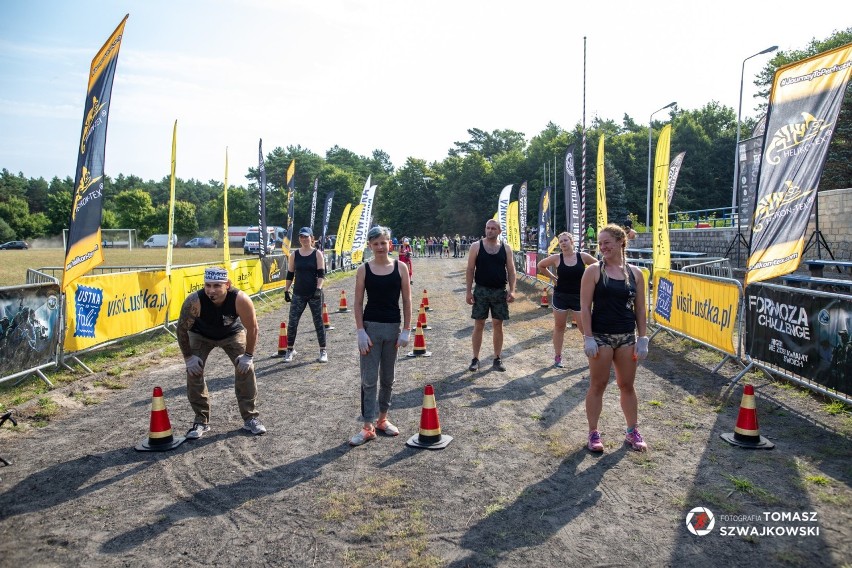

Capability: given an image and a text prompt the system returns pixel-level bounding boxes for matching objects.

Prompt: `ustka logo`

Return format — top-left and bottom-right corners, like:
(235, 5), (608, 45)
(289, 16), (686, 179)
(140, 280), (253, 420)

(74, 284), (103, 337)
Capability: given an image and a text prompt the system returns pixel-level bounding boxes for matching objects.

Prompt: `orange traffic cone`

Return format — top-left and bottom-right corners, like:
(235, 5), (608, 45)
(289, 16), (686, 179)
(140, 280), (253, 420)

(540, 288), (550, 308)
(406, 384), (452, 449)
(135, 386), (185, 451)
(720, 384), (774, 449)
(277, 322), (288, 356)
(338, 290), (349, 312)
(421, 289), (432, 311)
(322, 303), (335, 330)
(406, 320), (431, 357)
(411, 302), (431, 331)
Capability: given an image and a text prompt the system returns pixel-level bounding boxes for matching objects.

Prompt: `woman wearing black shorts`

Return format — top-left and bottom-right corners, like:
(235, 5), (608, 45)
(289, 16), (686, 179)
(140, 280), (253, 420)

(537, 232), (597, 368)
(579, 223), (649, 453)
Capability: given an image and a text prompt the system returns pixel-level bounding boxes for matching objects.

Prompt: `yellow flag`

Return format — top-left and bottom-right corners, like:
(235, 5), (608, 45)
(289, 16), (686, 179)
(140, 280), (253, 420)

(652, 124), (672, 273)
(223, 147), (230, 264)
(342, 203), (363, 255)
(334, 203), (351, 256)
(166, 120), (177, 276)
(596, 135), (607, 231)
(507, 201), (520, 250)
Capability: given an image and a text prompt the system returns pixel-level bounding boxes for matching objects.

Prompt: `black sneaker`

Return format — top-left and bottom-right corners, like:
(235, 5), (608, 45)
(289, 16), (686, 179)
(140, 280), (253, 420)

(468, 357), (479, 372)
(493, 357), (506, 372)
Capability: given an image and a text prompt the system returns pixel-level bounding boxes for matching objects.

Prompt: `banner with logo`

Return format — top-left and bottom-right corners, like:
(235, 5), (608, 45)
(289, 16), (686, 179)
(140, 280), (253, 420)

(653, 271), (740, 355)
(166, 120), (177, 276)
(537, 187), (552, 254)
(342, 203), (364, 259)
(334, 203), (351, 256)
(351, 178), (376, 264)
(737, 138), (761, 231)
(652, 124), (672, 273)
(746, 44), (852, 286)
(62, 15), (129, 290)
(595, 138), (607, 233)
(257, 140), (269, 257)
(518, 181), (528, 249)
(282, 159), (296, 256)
(497, 184), (512, 240)
(260, 254), (287, 291)
(667, 151), (686, 205)
(525, 252), (537, 277)
(506, 201), (520, 251)
(746, 283), (851, 395)
(563, 144), (581, 248)
(321, 190), (335, 249)
(310, 177), (319, 230)
(0, 283), (61, 377)
(65, 271), (169, 351)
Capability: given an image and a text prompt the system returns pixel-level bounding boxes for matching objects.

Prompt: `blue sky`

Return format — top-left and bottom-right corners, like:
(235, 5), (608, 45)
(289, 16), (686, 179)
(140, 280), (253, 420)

(0, 0), (844, 187)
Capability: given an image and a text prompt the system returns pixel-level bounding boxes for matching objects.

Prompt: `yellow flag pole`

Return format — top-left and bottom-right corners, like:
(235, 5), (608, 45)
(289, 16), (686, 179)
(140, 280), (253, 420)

(166, 120), (177, 277)
(223, 147), (230, 265)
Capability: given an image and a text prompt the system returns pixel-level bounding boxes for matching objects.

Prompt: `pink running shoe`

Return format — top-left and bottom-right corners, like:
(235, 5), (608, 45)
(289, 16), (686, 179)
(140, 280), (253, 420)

(625, 428), (648, 451)
(587, 430), (604, 452)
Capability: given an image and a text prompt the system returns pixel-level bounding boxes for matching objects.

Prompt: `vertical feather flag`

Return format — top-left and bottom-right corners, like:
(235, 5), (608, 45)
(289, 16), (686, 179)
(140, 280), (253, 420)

(667, 151), (685, 205)
(223, 147), (230, 264)
(746, 43), (852, 285)
(350, 176), (376, 264)
(518, 181), (528, 250)
(62, 15), (129, 289)
(596, 136), (607, 233)
(310, 177), (319, 230)
(342, 203), (364, 255)
(165, 120), (177, 276)
(257, 139), (268, 257)
(507, 201), (521, 250)
(497, 184), (512, 238)
(652, 124), (672, 273)
(537, 187), (552, 254)
(334, 203), (352, 256)
(563, 145), (580, 247)
(321, 191), (335, 248)
(283, 159), (296, 256)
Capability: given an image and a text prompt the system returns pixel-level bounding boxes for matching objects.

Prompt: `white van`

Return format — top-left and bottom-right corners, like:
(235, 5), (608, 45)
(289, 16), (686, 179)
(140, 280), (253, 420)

(243, 226), (284, 254)
(143, 234), (178, 248)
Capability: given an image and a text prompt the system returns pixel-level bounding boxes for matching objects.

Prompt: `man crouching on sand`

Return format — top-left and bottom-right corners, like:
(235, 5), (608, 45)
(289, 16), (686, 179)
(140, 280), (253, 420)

(177, 266), (266, 439)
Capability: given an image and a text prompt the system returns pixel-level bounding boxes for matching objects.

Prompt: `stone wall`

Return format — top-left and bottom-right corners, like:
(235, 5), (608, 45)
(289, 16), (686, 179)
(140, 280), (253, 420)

(629, 187), (852, 270)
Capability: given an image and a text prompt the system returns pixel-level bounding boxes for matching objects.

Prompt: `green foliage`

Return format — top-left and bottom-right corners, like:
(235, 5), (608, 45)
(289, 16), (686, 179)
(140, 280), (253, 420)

(114, 189), (155, 236)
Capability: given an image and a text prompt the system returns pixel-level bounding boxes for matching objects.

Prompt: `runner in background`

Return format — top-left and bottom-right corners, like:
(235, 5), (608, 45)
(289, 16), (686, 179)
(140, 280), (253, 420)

(537, 232), (597, 368)
(398, 237), (414, 285)
(580, 223), (648, 452)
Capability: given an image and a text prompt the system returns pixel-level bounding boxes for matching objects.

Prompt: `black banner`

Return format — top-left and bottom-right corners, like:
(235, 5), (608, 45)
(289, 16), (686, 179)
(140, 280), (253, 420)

(258, 139), (268, 257)
(0, 283), (62, 378)
(518, 181), (528, 249)
(563, 145), (580, 248)
(737, 136), (762, 230)
(321, 191), (335, 249)
(261, 254), (288, 285)
(538, 186), (552, 254)
(310, 177), (319, 230)
(746, 283), (851, 396)
(62, 16), (128, 289)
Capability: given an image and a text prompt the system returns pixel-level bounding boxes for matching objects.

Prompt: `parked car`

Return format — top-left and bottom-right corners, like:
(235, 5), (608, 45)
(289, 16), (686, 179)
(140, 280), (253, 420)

(184, 236), (217, 248)
(0, 240), (28, 250)
(143, 234), (177, 248)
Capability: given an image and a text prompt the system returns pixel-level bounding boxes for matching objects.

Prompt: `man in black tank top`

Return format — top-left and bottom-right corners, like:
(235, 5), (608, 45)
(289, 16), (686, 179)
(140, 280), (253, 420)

(465, 219), (517, 372)
(177, 267), (266, 439)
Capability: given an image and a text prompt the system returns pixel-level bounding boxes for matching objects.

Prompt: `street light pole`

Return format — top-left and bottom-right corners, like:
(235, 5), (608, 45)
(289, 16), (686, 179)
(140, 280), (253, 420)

(730, 45), (778, 223)
(646, 101), (677, 229)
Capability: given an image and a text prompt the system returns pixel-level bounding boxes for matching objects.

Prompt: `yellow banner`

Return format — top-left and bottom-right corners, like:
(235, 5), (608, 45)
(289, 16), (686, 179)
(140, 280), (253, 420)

(596, 135), (607, 230)
(652, 270), (739, 355)
(223, 147), (230, 264)
(507, 201), (521, 250)
(652, 124), (672, 273)
(166, 120), (177, 275)
(334, 203), (351, 256)
(342, 203), (363, 254)
(167, 260), (263, 320)
(64, 270), (169, 351)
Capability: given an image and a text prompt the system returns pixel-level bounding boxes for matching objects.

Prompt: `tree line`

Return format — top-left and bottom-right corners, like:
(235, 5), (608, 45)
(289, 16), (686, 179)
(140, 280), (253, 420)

(1, 29), (848, 244)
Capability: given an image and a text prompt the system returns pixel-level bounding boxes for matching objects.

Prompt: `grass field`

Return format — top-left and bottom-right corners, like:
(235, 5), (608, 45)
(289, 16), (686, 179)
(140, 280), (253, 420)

(0, 247), (249, 287)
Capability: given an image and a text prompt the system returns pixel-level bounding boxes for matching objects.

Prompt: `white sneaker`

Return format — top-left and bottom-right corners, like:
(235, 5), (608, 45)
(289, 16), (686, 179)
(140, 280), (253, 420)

(186, 422), (210, 439)
(318, 349), (328, 363)
(283, 349), (296, 362)
(243, 418), (267, 435)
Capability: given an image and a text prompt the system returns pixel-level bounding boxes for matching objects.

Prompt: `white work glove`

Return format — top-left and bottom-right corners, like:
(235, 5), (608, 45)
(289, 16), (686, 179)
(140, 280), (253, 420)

(235, 353), (254, 373)
(635, 336), (649, 360)
(396, 329), (411, 348)
(185, 355), (204, 377)
(357, 329), (372, 355)
(583, 336), (599, 359)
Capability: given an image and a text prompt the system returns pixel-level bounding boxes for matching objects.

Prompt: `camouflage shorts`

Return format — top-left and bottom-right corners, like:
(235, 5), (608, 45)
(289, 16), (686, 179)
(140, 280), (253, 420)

(471, 286), (510, 321)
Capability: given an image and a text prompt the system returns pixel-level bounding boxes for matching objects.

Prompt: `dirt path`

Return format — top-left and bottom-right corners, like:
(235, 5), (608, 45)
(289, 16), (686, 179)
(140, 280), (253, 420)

(0, 257), (850, 567)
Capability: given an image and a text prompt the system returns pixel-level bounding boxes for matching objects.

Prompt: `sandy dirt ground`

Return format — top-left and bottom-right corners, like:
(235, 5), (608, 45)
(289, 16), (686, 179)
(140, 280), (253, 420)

(0, 257), (850, 567)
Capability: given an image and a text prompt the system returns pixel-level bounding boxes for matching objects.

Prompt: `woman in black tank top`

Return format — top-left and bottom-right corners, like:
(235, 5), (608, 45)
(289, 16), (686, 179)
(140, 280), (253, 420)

(349, 226), (412, 446)
(579, 224), (649, 453)
(537, 232), (598, 368)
